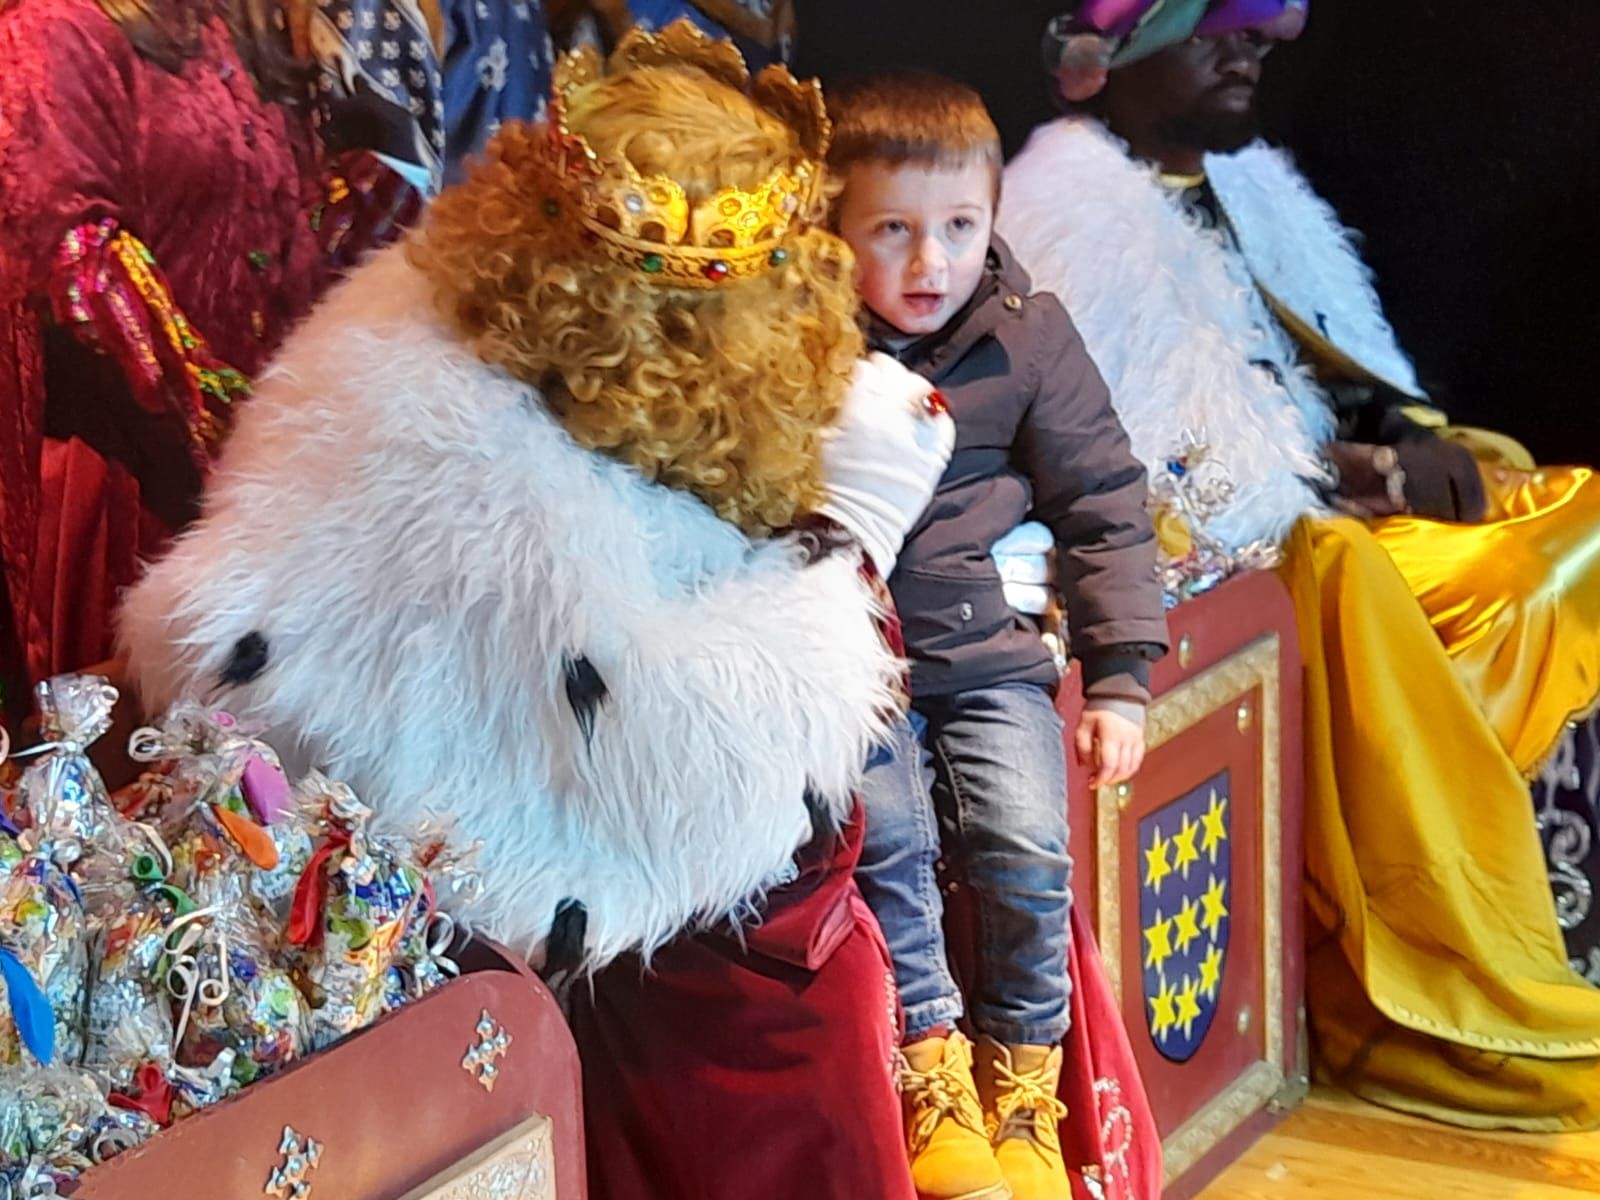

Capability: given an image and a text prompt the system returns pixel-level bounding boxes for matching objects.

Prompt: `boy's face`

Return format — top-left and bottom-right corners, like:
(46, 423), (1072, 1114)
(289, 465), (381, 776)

(836, 158), (995, 338)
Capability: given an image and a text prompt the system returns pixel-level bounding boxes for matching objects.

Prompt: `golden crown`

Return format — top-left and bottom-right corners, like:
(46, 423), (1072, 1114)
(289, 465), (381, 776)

(532, 21), (831, 288)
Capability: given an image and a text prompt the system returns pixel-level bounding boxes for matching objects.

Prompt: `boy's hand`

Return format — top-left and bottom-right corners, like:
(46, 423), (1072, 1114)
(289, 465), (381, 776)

(1074, 707), (1146, 789)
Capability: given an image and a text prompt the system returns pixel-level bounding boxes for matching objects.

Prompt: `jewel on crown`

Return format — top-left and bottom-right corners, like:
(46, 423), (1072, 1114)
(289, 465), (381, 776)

(529, 20), (831, 288)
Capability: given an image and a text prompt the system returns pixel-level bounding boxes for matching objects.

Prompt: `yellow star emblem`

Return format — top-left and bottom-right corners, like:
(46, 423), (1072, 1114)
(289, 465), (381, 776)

(1144, 827), (1172, 895)
(1200, 873), (1229, 935)
(1143, 909), (1173, 971)
(1171, 815), (1201, 879)
(1198, 943), (1224, 1000)
(1172, 897), (1202, 954)
(1201, 790), (1228, 863)
(1149, 980), (1178, 1042)
(1175, 975), (1202, 1039)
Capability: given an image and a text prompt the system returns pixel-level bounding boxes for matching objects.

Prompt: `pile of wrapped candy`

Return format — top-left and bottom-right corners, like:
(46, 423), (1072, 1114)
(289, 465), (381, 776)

(1, 675), (473, 1194)
(1151, 434), (1282, 606)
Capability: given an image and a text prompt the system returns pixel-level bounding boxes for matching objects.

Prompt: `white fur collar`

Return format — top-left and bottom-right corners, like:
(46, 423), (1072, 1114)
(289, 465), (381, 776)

(119, 242), (900, 969)
(1206, 148), (1424, 400)
(998, 117), (1417, 551)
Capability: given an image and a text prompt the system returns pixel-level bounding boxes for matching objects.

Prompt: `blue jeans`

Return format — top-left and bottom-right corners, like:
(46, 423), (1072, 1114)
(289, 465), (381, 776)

(857, 682), (1073, 1045)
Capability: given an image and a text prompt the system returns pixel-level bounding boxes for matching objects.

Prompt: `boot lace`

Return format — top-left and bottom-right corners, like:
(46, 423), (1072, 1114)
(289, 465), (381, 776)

(990, 1055), (1068, 1149)
(899, 1051), (989, 1154)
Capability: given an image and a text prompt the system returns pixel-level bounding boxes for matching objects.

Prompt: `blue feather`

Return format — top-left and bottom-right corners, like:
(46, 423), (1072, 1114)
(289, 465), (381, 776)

(0, 946), (55, 1065)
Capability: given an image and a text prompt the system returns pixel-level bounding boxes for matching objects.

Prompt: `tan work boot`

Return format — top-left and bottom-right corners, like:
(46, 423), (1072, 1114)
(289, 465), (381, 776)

(898, 1031), (1012, 1200)
(974, 1038), (1071, 1200)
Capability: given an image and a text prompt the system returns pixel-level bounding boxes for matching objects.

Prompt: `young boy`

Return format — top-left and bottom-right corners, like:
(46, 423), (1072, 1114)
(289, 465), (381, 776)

(830, 73), (1169, 1200)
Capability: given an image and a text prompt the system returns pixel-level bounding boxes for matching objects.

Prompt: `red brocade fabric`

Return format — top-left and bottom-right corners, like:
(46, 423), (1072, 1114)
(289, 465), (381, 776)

(0, 0), (416, 714)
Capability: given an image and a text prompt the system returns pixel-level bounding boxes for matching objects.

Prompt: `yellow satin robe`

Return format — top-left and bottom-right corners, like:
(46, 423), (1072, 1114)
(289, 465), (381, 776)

(1283, 456), (1600, 1130)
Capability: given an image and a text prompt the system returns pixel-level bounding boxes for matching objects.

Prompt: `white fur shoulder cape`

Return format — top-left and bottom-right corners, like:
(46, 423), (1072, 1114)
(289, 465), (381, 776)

(119, 243), (900, 970)
(998, 117), (1423, 551)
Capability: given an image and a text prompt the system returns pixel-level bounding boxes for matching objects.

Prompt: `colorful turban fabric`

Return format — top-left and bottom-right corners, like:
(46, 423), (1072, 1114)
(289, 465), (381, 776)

(1049, 0), (1306, 72)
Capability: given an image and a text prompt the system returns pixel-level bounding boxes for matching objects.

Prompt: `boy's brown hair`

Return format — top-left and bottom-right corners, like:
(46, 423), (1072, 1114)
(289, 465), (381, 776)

(825, 71), (1003, 200)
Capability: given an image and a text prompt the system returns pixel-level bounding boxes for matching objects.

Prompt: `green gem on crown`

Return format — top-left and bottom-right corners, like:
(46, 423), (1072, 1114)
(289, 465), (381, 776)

(768, 247), (789, 267)
(641, 253), (665, 274)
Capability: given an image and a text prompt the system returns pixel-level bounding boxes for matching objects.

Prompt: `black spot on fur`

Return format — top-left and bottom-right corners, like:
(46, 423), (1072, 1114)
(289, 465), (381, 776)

(802, 789), (834, 839)
(541, 898), (589, 1011)
(219, 632), (270, 686)
(563, 654), (609, 747)
(545, 898), (588, 975)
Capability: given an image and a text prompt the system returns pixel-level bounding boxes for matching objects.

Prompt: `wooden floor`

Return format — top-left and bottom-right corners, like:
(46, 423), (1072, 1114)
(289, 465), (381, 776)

(1197, 1088), (1600, 1199)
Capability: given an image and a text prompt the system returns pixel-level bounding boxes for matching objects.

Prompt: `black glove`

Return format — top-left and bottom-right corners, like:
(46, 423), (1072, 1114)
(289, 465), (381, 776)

(1396, 435), (1487, 523)
(1325, 434), (1487, 524)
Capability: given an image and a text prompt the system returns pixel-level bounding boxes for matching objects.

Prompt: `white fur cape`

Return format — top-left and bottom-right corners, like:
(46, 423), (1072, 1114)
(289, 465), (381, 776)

(119, 242), (900, 970)
(998, 117), (1423, 552)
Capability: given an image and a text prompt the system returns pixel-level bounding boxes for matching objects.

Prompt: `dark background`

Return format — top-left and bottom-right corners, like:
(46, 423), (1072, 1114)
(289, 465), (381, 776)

(796, 0), (1600, 465)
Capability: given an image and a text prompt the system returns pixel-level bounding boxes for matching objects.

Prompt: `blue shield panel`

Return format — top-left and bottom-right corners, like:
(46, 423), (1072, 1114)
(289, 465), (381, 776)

(1137, 770), (1231, 1063)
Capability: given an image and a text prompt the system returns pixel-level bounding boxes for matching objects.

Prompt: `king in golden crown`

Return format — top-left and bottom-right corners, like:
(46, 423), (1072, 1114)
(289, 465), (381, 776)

(414, 19), (862, 537)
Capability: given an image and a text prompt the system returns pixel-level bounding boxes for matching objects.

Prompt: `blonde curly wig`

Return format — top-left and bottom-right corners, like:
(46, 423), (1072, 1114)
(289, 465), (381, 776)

(412, 63), (863, 537)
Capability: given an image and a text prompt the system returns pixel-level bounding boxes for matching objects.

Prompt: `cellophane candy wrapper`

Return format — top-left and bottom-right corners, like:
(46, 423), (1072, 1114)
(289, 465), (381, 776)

(288, 774), (452, 1049)
(166, 1047), (240, 1121)
(122, 703), (278, 833)
(1, 675), (131, 1071)
(0, 1064), (158, 1188)
(383, 825), (477, 1012)
(121, 704), (314, 923)
(166, 822), (310, 1083)
(0, 680), (478, 1184)
(252, 816), (316, 927)
(81, 887), (179, 1090)
(200, 943), (312, 1087)
(18, 676), (121, 858)
(79, 803), (199, 1089)
(1, 849), (89, 1069)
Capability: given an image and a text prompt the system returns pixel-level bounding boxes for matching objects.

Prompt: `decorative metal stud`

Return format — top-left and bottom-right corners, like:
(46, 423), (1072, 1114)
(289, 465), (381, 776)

(462, 1009), (513, 1092)
(1236, 1005), (1253, 1036)
(1236, 702), (1253, 734)
(1178, 634), (1194, 670)
(264, 1125), (323, 1199)
(1116, 783), (1132, 811)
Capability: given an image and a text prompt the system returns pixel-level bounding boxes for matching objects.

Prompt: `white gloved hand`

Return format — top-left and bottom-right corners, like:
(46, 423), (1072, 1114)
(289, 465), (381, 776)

(818, 352), (955, 577)
(992, 520), (1054, 615)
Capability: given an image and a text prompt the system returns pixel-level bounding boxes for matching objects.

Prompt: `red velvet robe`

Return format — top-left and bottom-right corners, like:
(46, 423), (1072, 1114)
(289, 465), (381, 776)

(570, 816), (1163, 1200)
(0, 0), (413, 719)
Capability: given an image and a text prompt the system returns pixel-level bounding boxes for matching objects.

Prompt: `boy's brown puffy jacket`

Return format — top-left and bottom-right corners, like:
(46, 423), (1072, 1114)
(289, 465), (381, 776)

(876, 237), (1169, 700)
